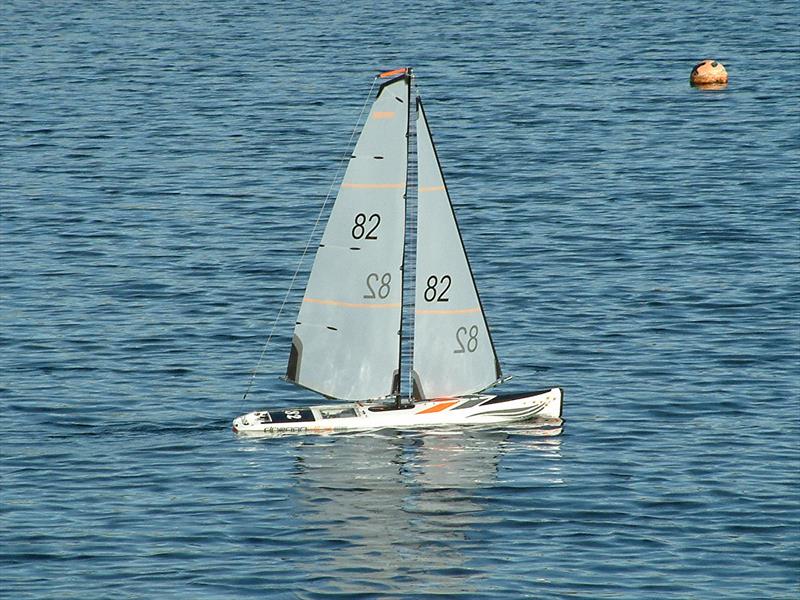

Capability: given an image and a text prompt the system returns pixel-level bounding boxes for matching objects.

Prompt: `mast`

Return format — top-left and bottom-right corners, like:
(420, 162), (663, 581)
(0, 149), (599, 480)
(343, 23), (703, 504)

(394, 67), (416, 407)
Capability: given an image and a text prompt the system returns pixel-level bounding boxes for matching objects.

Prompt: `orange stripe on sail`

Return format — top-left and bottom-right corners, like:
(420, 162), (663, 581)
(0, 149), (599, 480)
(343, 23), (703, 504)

(372, 111), (396, 119)
(416, 400), (458, 414)
(378, 68), (408, 79)
(416, 307), (481, 315)
(304, 298), (400, 309)
(419, 185), (446, 192)
(341, 182), (405, 189)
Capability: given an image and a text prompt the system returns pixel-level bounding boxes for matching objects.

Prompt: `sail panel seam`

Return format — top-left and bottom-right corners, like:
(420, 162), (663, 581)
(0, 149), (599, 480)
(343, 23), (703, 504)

(341, 182), (405, 189)
(415, 307), (481, 315)
(303, 297), (401, 309)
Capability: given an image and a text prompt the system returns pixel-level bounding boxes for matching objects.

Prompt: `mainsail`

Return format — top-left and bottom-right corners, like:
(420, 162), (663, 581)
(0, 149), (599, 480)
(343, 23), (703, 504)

(286, 73), (410, 400)
(411, 98), (502, 399)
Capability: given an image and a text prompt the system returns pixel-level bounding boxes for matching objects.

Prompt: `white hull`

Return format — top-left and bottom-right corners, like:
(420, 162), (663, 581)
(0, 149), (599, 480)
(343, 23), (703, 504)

(233, 387), (563, 436)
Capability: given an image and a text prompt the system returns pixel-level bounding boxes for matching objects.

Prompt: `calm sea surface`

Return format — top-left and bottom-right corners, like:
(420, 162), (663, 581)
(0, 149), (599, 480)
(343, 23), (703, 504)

(2, 1), (799, 598)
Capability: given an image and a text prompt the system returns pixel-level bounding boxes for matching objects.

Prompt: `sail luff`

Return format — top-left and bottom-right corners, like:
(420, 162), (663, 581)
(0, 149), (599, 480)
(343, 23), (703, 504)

(411, 98), (502, 399)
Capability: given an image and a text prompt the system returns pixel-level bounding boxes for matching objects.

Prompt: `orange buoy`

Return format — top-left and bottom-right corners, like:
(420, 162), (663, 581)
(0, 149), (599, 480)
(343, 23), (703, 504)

(690, 60), (728, 87)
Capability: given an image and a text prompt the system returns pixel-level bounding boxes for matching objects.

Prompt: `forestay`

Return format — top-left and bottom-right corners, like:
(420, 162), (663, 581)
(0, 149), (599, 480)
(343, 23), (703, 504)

(411, 99), (502, 399)
(286, 74), (410, 400)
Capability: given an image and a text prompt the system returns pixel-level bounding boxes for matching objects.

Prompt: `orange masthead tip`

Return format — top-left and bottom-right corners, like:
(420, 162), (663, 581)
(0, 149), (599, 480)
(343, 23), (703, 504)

(378, 67), (409, 79)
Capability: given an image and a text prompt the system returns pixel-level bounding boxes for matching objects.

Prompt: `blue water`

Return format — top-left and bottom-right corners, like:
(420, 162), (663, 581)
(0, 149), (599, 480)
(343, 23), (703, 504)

(2, 1), (799, 598)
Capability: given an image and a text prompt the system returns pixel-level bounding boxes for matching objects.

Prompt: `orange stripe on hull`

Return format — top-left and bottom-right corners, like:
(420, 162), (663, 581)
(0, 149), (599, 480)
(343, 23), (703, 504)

(419, 185), (446, 192)
(416, 400), (458, 414)
(372, 111), (396, 119)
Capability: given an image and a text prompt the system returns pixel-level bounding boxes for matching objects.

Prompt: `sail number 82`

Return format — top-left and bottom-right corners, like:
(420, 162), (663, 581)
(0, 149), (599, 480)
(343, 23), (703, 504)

(364, 272), (392, 299)
(352, 213), (380, 240)
(454, 325), (479, 353)
(424, 274), (451, 302)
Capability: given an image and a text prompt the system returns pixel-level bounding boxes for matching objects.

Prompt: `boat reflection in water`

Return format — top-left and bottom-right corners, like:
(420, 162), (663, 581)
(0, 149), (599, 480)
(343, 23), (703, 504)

(284, 420), (562, 595)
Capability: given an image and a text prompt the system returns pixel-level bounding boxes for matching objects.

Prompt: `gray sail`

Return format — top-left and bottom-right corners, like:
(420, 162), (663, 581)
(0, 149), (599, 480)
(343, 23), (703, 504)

(287, 73), (410, 400)
(411, 98), (502, 399)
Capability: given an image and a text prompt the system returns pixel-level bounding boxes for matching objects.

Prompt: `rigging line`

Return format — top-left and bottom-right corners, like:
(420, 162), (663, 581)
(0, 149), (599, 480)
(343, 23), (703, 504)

(241, 76), (379, 403)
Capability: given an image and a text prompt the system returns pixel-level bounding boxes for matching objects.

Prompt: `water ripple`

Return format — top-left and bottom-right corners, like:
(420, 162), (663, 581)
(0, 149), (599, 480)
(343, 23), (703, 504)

(2, 0), (799, 598)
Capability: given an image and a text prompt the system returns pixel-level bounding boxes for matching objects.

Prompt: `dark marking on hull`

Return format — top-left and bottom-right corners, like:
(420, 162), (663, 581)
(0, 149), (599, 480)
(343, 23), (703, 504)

(265, 408), (315, 424)
(452, 397), (486, 410)
(469, 403), (547, 420)
(480, 390), (552, 406)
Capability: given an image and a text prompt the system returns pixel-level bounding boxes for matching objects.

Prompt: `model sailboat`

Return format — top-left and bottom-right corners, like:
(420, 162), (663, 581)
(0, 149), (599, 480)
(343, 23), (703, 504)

(233, 68), (562, 435)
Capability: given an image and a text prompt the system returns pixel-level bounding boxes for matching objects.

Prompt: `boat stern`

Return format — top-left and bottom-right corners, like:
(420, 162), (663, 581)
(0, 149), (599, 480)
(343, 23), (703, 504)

(532, 386), (563, 419)
(542, 386), (564, 419)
